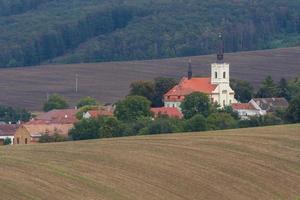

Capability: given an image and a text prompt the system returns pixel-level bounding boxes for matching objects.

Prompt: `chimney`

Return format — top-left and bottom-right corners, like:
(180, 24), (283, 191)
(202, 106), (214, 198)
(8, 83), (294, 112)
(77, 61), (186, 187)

(188, 58), (192, 80)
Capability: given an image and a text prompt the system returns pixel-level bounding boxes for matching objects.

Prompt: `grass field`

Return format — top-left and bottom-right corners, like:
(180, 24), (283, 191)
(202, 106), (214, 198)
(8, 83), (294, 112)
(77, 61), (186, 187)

(0, 124), (300, 200)
(0, 47), (300, 110)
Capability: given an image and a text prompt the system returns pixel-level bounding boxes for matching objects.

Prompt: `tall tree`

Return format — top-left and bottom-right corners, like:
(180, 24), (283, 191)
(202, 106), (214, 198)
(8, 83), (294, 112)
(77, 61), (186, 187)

(230, 79), (254, 103)
(114, 95), (151, 122)
(277, 78), (291, 101)
(152, 77), (177, 107)
(129, 81), (155, 102)
(286, 93), (300, 123)
(256, 76), (278, 98)
(43, 94), (69, 112)
(181, 92), (212, 119)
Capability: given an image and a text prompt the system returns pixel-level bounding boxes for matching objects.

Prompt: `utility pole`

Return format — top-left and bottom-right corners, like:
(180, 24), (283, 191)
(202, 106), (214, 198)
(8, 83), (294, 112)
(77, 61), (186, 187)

(75, 74), (79, 93)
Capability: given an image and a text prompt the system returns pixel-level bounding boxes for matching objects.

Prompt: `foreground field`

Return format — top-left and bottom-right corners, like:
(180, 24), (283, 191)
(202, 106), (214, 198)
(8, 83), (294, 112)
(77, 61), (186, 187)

(0, 124), (300, 200)
(0, 47), (300, 110)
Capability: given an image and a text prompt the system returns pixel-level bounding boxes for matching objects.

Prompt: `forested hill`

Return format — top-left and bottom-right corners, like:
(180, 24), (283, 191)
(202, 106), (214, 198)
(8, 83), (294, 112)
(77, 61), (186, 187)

(1, 0), (300, 68)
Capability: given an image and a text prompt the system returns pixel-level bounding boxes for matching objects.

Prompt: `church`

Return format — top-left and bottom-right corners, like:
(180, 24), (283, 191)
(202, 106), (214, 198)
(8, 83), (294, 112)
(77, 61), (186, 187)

(164, 34), (237, 110)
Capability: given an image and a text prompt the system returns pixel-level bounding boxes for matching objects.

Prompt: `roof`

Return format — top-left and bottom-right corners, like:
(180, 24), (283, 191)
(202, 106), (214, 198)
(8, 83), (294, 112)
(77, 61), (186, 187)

(252, 98), (289, 112)
(164, 77), (217, 101)
(35, 109), (78, 124)
(151, 107), (183, 119)
(0, 124), (19, 136)
(231, 103), (258, 110)
(87, 110), (114, 118)
(22, 124), (73, 137)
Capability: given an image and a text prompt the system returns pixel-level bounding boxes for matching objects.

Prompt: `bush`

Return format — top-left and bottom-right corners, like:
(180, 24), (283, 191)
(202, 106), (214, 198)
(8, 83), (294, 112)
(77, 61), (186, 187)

(77, 97), (98, 108)
(39, 133), (68, 143)
(99, 117), (125, 138)
(43, 94), (69, 112)
(207, 113), (238, 130)
(139, 117), (183, 135)
(4, 137), (12, 145)
(184, 114), (207, 132)
(69, 118), (101, 140)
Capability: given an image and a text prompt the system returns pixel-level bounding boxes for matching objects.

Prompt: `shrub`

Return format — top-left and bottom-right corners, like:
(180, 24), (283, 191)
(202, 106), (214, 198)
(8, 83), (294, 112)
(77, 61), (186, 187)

(184, 114), (207, 132)
(39, 133), (67, 143)
(207, 113), (238, 130)
(4, 137), (12, 145)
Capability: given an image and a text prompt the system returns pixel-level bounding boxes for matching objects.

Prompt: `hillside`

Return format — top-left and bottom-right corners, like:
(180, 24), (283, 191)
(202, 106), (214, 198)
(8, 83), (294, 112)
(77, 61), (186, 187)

(1, 124), (300, 200)
(0, 47), (300, 110)
(1, 0), (300, 67)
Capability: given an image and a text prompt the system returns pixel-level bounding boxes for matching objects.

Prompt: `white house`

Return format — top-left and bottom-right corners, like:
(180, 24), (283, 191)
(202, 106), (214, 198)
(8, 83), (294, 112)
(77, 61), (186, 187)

(164, 34), (237, 110)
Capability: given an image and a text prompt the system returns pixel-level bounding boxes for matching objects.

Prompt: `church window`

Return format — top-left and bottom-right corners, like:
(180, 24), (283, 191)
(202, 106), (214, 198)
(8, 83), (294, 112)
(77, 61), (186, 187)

(223, 100), (226, 106)
(215, 72), (218, 78)
(223, 72), (226, 78)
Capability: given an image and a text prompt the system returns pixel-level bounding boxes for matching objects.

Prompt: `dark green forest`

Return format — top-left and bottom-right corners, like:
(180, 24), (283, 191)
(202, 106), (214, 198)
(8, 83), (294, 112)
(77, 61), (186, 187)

(0, 0), (300, 67)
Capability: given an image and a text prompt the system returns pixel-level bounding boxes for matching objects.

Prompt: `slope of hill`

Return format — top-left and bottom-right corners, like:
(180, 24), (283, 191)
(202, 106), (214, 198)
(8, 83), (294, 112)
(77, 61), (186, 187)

(0, 0), (300, 67)
(0, 124), (300, 200)
(0, 47), (300, 110)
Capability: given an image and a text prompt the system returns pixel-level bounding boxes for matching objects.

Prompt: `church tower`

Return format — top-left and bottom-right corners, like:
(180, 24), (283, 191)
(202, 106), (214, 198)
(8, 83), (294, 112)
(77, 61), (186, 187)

(211, 33), (230, 85)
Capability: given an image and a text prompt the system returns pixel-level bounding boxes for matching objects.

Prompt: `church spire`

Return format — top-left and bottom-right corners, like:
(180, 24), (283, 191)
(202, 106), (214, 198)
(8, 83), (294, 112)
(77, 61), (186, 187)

(217, 33), (224, 62)
(188, 58), (192, 80)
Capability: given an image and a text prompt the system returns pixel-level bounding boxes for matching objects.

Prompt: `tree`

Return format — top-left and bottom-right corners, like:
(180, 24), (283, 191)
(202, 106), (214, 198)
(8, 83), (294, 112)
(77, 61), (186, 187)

(99, 117), (124, 138)
(276, 78), (291, 101)
(43, 94), (69, 112)
(256, 76), (278, 98)
(4, 137), (12, 145)
(114, 95), (151, 122)
(77, 97), (98, 108)
(0, 106), (31, 123)
(184, 114), (207, 132)
(139, 117), (183, 135)
(39, 133), (67, 143)
(69, 118), (101, 140)
(129, 81), (155, 102)
(181, 92), (212, 119)
(230, 79), (254, 102)
(286, 93), (300, 123)
(152, 77), (177, 107)
(207, 113), (237, 130)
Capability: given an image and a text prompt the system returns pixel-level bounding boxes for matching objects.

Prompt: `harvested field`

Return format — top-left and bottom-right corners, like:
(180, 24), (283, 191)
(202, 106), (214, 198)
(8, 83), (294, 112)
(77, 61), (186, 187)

(0, 124), (300, 200)
(0, 47), (300, 110)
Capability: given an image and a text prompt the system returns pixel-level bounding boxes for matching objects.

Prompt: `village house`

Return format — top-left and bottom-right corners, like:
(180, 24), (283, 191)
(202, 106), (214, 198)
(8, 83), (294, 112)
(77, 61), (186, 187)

(232, 97), (289, 119)
(29, 109), (78, 124)
(151, 107), (183, 119)
(164, 34), (237, 110)
(82, 107), (114, 119)
(14, 124), (73, 145)
(0, 124), (19, 145)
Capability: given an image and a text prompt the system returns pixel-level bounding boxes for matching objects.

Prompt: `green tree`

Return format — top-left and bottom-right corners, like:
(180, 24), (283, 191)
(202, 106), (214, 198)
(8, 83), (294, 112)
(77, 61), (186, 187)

(43, 94), (69, 112)
(152, 77), (177, 107)
(230, 79), (254, 103)
(69, 118), (101, 140)
(99, 117), (124, 138)
(139, 117), (183, 135)
(39, 133), (67, 143)
(181, 92), (212, 119)
(0, 106), (31, 123)
(286, 93), (300, 123)
(114, 95), (151, 122)
(77, 97), (98, 108)
(207, 113), (237, 130)
(129, 81), (155, 102)
(4, 137), (12, 145)
(256, 76), (278, 98)
(276, 78), (291, 101)
(184, 114), (207, 132)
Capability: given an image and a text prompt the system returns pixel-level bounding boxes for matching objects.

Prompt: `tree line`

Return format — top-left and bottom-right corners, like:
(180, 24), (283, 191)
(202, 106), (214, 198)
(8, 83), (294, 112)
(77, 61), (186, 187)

(0, 0), (300, 67)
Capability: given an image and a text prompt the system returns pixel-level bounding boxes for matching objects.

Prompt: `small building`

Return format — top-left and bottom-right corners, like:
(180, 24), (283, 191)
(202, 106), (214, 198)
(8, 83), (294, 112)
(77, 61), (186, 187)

(31, 109), (78, 124)
(0, 125), (19, 145)
(250, 98), (289, 113)
(164, 34), (237, 110)
(231, 103), (263, 120)
(14, 124), (73, 145)
(151, 107), (183, 119)
(83, 109), (114, 119)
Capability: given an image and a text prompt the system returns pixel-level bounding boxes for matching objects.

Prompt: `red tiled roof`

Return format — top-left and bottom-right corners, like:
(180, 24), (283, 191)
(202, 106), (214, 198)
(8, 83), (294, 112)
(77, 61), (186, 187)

(0, 124), (19, 136)
(87, 110), (114, 118)
(151, 107), (183, 119)
(164, 77), (217, 101)
(35, 109), (78, 124)
(231, 103), (257, 110)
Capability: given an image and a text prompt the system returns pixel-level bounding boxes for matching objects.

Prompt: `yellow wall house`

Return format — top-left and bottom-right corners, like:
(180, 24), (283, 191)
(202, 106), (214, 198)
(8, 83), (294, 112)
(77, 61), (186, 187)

(14, 124), (73, 145)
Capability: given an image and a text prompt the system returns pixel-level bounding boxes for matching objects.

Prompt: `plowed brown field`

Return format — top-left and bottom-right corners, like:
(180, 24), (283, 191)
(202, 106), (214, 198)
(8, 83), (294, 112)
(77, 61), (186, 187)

(0, 47), (300, 110)
(0, 124), (300, 200)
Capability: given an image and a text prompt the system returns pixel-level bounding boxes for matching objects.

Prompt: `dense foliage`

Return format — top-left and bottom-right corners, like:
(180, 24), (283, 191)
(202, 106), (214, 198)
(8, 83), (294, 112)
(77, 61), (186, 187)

(1, 0), (300, 67)
(43, 94), (69, 112)
(0, 105), (31, 123)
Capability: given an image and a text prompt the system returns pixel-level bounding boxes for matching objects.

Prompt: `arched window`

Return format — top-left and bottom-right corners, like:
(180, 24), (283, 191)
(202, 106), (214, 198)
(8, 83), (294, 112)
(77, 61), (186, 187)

(215, 72), (218, 79)
(223, 72), (226, 79)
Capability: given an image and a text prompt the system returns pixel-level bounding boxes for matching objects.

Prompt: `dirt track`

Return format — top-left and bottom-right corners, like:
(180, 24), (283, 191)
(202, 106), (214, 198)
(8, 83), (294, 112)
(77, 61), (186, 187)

(0, 124), (300, 200)
(0, 47), (300, 110)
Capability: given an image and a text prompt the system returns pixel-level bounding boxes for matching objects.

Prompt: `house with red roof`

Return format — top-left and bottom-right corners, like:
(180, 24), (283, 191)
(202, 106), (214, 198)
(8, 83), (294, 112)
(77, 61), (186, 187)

(164, 34), (237, 110)
(151, 107), (183, 119)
